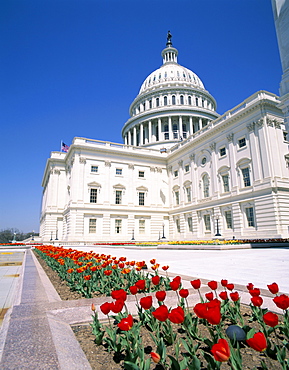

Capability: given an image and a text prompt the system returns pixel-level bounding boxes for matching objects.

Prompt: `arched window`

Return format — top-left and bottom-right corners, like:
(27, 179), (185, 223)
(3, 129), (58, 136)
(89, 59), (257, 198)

(155, 125), (159, 141)
(173, 123), (178, 139)
(188, 96), (192, 105)
(149, 100), (152, 109)
(172, 95), (176, 105)
(164, 96), (168, 106)
(182, 123), (187, 138)
(156, 98), (159, 107)
(196, 97), (199, 106)
(143, 102), (146, 111)
(180, 95), (184, 105)
(203, 174), (210, 198)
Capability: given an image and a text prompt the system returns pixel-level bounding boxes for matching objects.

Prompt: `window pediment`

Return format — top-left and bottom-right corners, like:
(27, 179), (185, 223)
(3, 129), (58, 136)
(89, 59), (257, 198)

(218, 165), (230, 174)
(88, 181), (101, 188)
(172, 185), (180, 191)
(183, 180), (192, 187)
(113, 183), (126, 189)
(236, 158), (251, 168)
(136, 185), (148, 192)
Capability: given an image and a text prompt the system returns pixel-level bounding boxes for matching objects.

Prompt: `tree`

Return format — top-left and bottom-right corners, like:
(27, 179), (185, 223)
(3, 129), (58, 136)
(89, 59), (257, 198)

(0, 228), (39, 243)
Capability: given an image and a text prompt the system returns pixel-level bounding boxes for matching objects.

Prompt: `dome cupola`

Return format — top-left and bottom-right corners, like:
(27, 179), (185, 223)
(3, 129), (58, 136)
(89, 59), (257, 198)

(122, 32), (219, 149)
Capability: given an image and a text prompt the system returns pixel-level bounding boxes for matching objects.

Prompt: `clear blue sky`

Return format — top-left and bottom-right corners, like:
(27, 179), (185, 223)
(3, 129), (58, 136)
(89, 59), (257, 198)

(0, 0), (282, 233)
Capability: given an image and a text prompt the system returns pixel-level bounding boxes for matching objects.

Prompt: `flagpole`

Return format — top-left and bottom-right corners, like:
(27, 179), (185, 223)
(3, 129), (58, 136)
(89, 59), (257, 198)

(60, 140), (62, 152)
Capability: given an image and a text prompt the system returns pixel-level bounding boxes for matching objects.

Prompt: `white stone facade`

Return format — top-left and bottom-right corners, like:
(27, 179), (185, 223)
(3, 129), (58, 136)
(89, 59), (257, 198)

(40, 32), (289, 243)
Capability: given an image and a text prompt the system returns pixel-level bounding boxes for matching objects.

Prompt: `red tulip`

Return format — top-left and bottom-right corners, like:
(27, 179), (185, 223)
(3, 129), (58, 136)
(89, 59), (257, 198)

(104, 270), (112, 276)
(246, 332), (267, 352)
(251, 296), (263, 307)
(206, 301), (222, 325)
(211, 338), (230, 362)
(247, 283), (254, 290)
(155, 291), (166, 302)
(129, 285), (138, 295)
(226, 283), (234, 291)
(221, 279), (228, 287)
(230, 292), (240, 302)
(135, 279), (146, 291)
(168, 306), (185, 324)
(170, 280), (180, 291)
(162, 265), (169, 271)
(194, 303), (207, 319)
(100, 302), (111, 315)
(267, 282), (279, 295)
(140, 296), (153, 310)
(150, 259), (156, 265)
(249, 288), (260, 297)
(111, 289), (127, 301)
(151, 275), (160, 286)
(190, 279), (201, 289)
(208, 280), (218, 290)
(84, 275), (91, 280)
(179, 289), (189, 298)
(263, 312), (278, 327)
(110, 299), (124, 313)
(150, 352), (161, 364)
(219, 291), (228, 300)
(173, 276), (181, 284)
(205, 292), (214, 301)
(152, 305), (169, 321)
(117, 314), (133, 331)
(273, 294), (289, 310)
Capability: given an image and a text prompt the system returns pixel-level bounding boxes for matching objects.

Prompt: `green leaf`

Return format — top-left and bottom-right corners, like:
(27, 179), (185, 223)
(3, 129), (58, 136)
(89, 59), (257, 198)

(124, 361), (140, 370)
(168, 355), (180, 370)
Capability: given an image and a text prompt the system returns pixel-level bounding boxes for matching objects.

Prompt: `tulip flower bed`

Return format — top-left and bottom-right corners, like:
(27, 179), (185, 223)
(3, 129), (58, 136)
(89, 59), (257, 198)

(85, 280), (289, 370)
(35, 245), (289, 369)
(34, 245), (172, 298)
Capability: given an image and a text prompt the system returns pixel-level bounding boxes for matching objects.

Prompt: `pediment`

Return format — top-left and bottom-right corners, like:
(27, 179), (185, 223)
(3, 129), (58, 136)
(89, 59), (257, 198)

(87, 181), (101, 187)
(113, 183), (126, 189)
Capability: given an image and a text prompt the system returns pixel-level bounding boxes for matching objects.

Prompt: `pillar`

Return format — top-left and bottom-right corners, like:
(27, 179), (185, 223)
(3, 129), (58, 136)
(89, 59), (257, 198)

(133, 126), (137, 146)
(158, 118), (161, 141)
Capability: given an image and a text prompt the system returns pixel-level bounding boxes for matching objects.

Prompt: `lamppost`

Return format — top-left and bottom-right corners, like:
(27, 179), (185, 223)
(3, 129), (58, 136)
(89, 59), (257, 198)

(131, 229), (135, 241)
(55, 229), (58, 240)
(50, 231), (53, 241)
(215, 216), (221, 237)
(162, 223), (166, 239)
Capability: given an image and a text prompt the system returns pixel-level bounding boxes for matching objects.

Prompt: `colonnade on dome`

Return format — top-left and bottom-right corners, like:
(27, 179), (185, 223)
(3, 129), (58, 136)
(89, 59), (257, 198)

(123, 114), (210, 146)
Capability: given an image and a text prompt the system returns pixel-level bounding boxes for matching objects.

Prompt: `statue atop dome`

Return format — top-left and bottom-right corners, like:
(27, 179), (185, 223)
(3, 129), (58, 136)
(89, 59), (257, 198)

(166, 30), (172, 46)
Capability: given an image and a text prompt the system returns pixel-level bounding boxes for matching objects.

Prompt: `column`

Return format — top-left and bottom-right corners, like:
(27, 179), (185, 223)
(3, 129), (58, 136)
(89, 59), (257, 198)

(189, 116), (193, 135)
(124, 134), (127, 145)
(199, 117), (202, 131)
(158, 118), (161, 142)
(133, 126), (137, 146)
(168, 116), (172, 140)
(128, 130), (132, 145)
(140, 122), (143, 146)
(179, 116), (183, 138)
(149, 120), (152, 143)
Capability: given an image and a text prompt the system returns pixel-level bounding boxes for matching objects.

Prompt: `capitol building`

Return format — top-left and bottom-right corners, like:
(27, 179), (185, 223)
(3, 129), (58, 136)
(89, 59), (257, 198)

(40, 13), (289, 243)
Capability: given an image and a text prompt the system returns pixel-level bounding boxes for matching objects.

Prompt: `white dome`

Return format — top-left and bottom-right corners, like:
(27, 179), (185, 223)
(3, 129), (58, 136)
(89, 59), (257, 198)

(139, 63), (204, 95)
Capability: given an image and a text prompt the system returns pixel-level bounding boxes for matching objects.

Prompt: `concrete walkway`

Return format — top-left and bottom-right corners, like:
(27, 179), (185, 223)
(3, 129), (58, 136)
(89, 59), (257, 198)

(0, 245), (288, 369)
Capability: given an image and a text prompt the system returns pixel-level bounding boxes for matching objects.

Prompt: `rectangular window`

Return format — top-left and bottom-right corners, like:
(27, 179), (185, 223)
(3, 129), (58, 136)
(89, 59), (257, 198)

(245, 207), (255, 227)
(175, 191), (180, 205)
(89, 219), (96, 233)
(219, 147), (226, 157)
(139, 219), (145, 234)
(139, 171), (145, 178)
(90, 188), (97, 203)
(185, 164), (190, 172)
(204, 215), (211, 231)
(174, 170), (178, 177)
(238, 137), (246, 148)
(224, 211), (232, 229)
(186, 187), (191, 202)
(91, 165), (98, 173)
(176, 219), (180, 233)
(115, 190), (122, 204)
(187, 216), (193, 232)
(283, 131), (288, 141)
(241, 167), (251, 187)
(222, 175), (230, 192)
(115, 219), (122, 234)
(139, 192), (145, 206)
(116, 168), (122, 175)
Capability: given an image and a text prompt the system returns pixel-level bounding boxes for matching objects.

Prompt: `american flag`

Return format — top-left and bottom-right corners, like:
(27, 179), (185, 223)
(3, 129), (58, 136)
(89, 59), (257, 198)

(61, 142), (70, 152)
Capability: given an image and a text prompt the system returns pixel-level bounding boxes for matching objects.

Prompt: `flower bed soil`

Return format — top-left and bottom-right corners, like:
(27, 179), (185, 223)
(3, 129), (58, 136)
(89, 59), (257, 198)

(35, 251), (284, 369)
